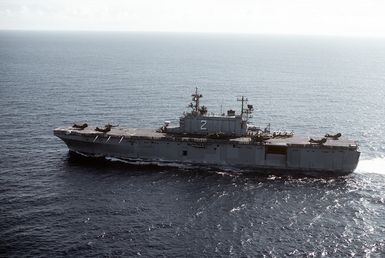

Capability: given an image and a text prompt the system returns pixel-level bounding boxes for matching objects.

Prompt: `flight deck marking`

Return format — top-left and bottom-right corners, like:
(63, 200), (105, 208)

(93, 135), (99, 142)
(119, 136), (124, 143)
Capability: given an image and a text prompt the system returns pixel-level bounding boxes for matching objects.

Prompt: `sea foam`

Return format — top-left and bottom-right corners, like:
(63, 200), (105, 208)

(356, 157), (385, 175)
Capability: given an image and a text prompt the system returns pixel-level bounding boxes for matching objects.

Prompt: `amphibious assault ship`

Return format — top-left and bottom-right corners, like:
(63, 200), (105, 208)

(54, 89), (360, 176)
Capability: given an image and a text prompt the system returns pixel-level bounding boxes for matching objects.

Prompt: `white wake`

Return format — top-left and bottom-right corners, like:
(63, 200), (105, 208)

(356, 157), (385, 175)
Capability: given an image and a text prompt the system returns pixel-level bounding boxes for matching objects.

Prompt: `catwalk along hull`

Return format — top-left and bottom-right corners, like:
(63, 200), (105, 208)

(54, 127), (360, 176)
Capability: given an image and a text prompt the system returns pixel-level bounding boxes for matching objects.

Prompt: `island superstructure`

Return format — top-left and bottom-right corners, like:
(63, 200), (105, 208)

(54, 88), (360, 176)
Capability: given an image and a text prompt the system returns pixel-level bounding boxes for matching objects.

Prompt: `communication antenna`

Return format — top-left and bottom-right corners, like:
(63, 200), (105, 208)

(220, 98), (224, 116)
(237, 96), (253, 120)
(190, 87), (203, 112)
(237, 96), (248, 116)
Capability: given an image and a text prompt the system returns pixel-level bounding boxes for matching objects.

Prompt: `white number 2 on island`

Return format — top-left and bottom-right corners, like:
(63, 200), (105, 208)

(200, 120), (207, 130)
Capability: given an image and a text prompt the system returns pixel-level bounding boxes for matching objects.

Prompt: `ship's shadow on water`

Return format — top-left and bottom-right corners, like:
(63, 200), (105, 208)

(64, 151), (353, 183)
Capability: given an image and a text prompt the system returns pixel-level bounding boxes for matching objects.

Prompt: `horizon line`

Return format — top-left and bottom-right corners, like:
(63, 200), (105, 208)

(1, 28), (385, 39)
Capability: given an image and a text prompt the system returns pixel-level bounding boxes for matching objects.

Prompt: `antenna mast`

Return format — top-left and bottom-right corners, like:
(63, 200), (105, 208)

(237, 96), (248, 117)
(237, 96), (253, 120)
(191, 87), (203, 112)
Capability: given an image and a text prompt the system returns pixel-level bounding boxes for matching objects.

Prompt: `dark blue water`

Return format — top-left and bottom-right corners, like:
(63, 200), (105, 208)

(1, 31), (385, 257)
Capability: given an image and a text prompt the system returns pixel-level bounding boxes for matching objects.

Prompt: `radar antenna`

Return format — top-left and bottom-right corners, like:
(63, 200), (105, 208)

(190, 87), (203, 112)
(237, 96), (253, 120)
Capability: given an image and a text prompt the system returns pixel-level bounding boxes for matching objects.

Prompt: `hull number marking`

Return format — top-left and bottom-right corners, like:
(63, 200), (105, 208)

(200, 120), (207, 130)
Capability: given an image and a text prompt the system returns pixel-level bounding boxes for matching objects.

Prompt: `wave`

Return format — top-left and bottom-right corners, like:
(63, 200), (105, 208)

(105, 156), (195, 169)
(356, 157), (385, 175)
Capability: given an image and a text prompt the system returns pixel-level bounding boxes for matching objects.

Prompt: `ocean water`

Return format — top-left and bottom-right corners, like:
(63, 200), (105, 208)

(1, 31), (385, 257)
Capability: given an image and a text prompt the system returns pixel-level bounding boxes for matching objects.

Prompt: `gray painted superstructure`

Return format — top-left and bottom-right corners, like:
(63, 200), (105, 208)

(54, 89), (360, 176)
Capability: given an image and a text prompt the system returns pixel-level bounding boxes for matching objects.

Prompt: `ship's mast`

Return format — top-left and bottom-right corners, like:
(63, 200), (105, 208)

(191, 87), (203, 112)
(237, 96), (247, 117)
(237, 96), (253, 121)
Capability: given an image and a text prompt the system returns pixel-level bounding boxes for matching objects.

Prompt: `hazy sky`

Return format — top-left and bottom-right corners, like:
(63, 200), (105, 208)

(1, 0), (385, 37)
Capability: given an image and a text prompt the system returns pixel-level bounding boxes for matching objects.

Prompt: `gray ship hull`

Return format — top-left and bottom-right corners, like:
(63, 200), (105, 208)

(54, 127), (360, 177)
